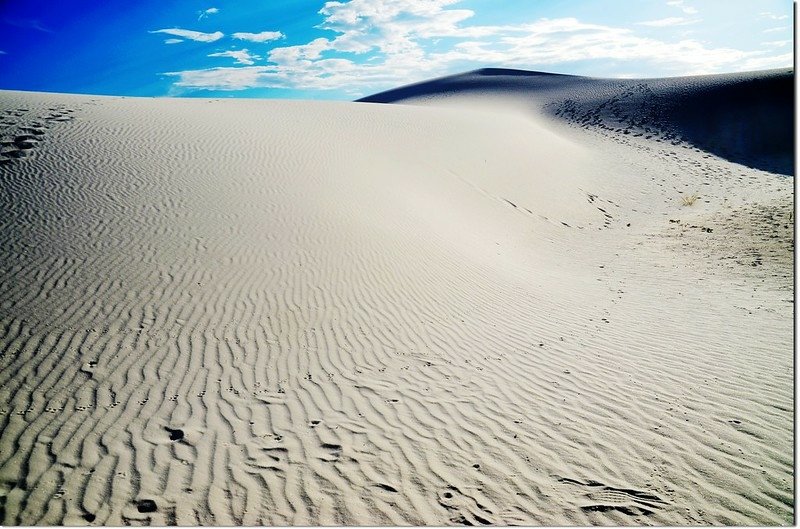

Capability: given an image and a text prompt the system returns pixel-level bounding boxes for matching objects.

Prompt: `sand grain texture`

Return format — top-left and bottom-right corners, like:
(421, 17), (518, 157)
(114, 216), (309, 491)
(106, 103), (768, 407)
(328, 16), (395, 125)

(0, 70), (793, 525)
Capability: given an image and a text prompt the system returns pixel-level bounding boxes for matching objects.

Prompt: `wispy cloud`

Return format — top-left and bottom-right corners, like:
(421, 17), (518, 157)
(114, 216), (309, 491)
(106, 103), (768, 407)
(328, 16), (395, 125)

(761, 40), (791, 47)
(150, 28), (224, 42)
(759, 12), (788, 21)
(209, 49), (261, 65)
(3, 17), (53, 33)
(164, 38), (184, 44)
(738, 52), (793, 71)
(198, 7), (219, 20)
(166, 66), (283, 91)
(638, 17), (698, 27)
(763, 26), (788, 34)
(666, 0), (698, 15)
(232, 31), (284, 43)
(163, 0), (791, 95)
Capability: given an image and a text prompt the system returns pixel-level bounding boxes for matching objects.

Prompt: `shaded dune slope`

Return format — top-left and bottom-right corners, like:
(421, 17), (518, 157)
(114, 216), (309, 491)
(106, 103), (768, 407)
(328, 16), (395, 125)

(359, 68), (794, 175)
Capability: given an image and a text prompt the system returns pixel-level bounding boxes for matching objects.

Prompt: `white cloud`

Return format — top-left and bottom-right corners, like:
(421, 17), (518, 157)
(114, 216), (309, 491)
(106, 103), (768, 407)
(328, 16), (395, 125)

(638, 17), (698, 27)
(759, 12), (788, 20)
(198, 7), (219, 20)
(268, 38), (331, 63)
(232, 31), (285, 42)
(150, 28), (224, 42)
(208, 49), (261, 65)
(761, 40), (791, 47)
(667, 0), (698, 15)
(164, 38), (184, 44)
(763, 26), (788, 34)
(317, 0), (511, 56)
(738, 52), (793, 71)
(162, 0), (791, 95)
(167, 66), (282, 90)
(459, 19), (753, 75)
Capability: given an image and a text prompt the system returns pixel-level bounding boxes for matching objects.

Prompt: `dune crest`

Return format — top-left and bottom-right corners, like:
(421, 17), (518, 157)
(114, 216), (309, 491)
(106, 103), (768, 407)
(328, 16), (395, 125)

(360, 68), (793, 176)
(0, 68), (793, 525)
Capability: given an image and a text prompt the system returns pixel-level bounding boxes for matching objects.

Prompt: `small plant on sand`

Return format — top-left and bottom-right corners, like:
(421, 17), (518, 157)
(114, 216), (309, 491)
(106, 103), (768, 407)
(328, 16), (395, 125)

(681, 193), (700, 206)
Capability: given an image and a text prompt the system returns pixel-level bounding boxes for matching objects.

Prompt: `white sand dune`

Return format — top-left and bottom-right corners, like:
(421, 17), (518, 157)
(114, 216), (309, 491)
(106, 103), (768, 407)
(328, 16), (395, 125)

(0, 68), (793, 525)
(360, 68), (794, 176)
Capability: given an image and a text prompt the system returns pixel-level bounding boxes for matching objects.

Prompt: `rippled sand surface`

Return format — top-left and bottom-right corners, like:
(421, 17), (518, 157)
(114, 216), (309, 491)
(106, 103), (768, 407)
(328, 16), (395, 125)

(0, 69), (793, 525)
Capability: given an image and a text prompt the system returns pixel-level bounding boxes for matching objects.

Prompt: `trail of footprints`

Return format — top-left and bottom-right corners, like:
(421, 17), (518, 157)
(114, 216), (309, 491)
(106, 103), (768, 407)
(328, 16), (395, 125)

(552, 83), (671, 142)
(498, 191), (623, 232)
(0, 106), (76, 165)
(586, 192), (623, 230)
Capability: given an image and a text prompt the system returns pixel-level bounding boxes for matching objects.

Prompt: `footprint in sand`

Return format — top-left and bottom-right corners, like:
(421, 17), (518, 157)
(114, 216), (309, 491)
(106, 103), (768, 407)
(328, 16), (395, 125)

(319, 443), (342, 462)
(164, 427), (184, 441)
(556, 476), (668, 517)
(80, 361), (98, 376)
(136, 499), (158, 513)
(437, 486), (497, 525)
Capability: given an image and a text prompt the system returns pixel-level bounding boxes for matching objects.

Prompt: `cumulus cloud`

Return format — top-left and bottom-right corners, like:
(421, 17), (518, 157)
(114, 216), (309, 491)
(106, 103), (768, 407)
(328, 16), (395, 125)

(208, 49), (261, 65)
(167, 66), (282, 90)
(637, 17), (698, 27)
(316, 0), (509, 56)
(448, 18), (753, 75)
(268, 38), (331, 63)
(150, 28), (224, 42)
(232, 31), (285, 42)
(162, 0), (792, 95)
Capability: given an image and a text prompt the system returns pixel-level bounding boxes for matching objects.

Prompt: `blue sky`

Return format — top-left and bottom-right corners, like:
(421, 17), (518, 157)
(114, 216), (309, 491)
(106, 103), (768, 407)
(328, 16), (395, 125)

(0, 0), (793, 100)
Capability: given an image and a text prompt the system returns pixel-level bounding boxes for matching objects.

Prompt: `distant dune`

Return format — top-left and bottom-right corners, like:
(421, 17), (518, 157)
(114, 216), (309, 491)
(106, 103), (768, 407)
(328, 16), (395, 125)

(360, 68), (794, 175)
(0, 68), (793, 525)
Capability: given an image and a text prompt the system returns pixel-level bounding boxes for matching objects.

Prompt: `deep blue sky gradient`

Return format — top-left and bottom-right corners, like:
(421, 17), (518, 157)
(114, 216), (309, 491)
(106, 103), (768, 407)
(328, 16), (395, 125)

(0, 0), (792, 99)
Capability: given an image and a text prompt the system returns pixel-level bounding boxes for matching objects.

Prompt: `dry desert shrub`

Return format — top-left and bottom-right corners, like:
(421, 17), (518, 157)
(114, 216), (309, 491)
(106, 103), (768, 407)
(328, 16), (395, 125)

(681, 193), (700, 206)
